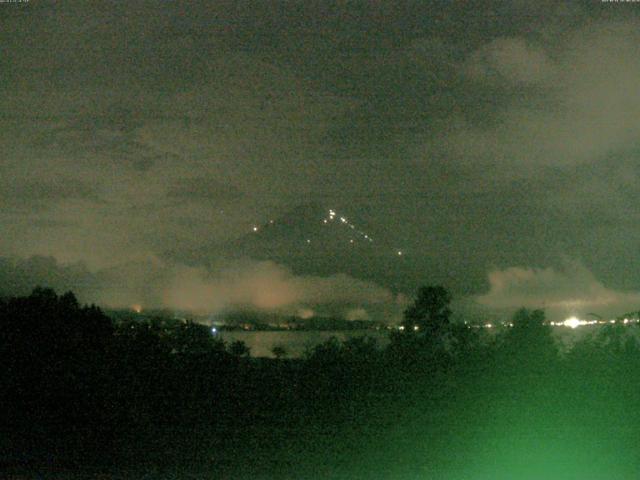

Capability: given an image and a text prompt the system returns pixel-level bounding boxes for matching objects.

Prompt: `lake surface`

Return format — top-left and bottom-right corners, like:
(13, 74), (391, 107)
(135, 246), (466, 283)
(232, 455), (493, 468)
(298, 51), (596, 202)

(217, 325), (635, 358)
(217, 330), (389, 358)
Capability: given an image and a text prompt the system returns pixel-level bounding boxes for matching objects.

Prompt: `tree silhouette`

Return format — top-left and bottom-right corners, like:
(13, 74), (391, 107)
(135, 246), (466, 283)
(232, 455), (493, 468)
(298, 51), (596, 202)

(0, 287), (115, 462)
(502, 307), (558, 366)
(271, 344), (288, 359)
(402, 285), (452, 337)
(170, 320), (224, 354)
(229, 339), (251, 357)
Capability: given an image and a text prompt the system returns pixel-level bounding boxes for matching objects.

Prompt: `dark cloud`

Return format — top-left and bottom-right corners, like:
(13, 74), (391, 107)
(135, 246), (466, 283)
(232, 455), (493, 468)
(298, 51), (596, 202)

(167, 177), (243, 204)
(2, 2), (640, 318)
(0, 178), (101, 210)
(32, 123), (168, 172)
(0, 255), (94, 298)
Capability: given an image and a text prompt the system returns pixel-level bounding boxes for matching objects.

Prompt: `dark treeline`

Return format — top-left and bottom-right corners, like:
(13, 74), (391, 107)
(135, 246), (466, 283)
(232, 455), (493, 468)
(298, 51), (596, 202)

(2, 286), (640, 479)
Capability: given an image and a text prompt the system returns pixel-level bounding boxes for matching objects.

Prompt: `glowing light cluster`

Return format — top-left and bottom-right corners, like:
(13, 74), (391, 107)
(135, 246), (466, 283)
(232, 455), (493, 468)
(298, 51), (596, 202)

(563, 317), (583, 329)
(324, 209), (374, 244)
(545, 316), (639, 328)
(246, 207), (407, 257)
(457, 316), (640, 330)
(322, 208), (408, 257)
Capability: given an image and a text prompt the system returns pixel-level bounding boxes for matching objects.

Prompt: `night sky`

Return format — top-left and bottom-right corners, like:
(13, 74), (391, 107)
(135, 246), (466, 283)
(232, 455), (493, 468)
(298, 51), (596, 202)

(2, 1), (640, 321)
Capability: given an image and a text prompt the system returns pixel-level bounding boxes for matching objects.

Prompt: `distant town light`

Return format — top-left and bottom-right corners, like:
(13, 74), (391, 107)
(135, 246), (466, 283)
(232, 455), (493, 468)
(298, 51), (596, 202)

(563, 317), (581, 329)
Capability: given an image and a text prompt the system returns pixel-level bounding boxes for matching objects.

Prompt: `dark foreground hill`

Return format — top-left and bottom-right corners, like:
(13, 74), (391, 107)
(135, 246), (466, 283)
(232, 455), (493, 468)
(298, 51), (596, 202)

(3, 288), (640, 479)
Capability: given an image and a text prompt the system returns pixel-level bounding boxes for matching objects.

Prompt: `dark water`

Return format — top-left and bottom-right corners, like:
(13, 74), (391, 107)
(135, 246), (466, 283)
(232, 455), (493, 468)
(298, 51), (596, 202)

(217, 329), (390, 357)
(219, 324), (640, 358)
(216, 325), (620, 358)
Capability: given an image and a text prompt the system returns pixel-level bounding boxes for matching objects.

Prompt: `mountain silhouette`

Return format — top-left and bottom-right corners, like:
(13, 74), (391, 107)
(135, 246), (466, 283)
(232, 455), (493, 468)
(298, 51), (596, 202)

(181, 202), (418, 292)
(224, 202), (381, 268)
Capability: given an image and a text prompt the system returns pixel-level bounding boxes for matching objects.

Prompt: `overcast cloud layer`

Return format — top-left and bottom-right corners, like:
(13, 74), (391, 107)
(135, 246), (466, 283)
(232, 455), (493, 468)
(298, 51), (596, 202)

(2, 1), (640, 321)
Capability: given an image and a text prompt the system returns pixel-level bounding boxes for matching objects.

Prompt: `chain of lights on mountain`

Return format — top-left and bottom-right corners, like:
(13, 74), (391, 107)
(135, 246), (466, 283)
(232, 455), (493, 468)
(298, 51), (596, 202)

(251, 209), (405, 257)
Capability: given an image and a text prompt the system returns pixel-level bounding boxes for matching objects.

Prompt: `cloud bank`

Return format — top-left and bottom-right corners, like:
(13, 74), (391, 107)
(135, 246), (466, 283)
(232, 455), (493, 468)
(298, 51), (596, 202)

(164, 260), (394, 314)
(477, 262), (640, 320)
(0, 255), (398, 321)
(2, 3), (640, 312)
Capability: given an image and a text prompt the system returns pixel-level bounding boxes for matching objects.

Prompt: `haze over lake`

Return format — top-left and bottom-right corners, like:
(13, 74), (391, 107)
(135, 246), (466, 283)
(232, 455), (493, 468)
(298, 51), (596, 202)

(218, 324), (635, 358)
